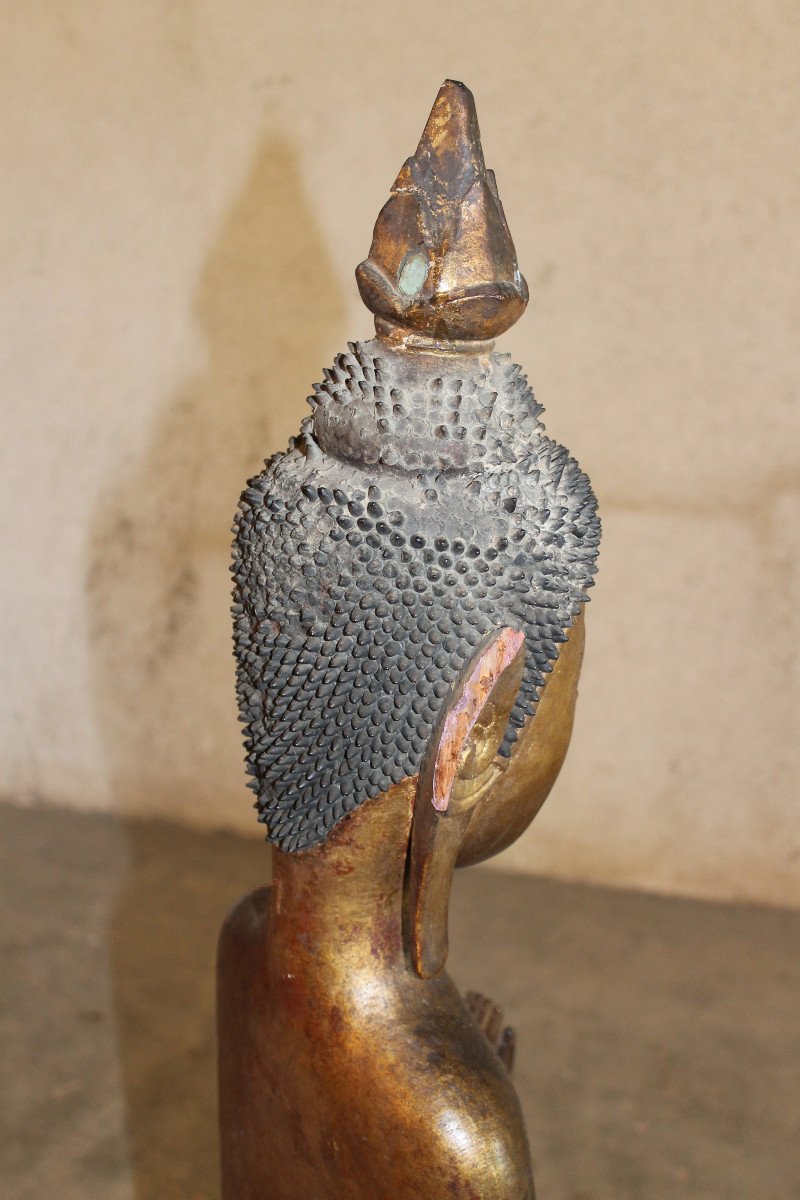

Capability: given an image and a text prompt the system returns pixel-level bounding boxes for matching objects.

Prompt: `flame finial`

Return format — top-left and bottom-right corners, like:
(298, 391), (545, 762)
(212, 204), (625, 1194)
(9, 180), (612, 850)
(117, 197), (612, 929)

(356, 80), (528, 344)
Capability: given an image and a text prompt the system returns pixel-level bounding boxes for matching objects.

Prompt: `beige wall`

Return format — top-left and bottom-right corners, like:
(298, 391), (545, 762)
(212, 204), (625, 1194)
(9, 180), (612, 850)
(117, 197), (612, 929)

(2, 2), (798, 907)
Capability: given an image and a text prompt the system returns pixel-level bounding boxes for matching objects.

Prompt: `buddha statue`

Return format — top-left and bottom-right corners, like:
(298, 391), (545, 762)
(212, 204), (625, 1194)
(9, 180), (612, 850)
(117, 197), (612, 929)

(219, 79), (600, 1199)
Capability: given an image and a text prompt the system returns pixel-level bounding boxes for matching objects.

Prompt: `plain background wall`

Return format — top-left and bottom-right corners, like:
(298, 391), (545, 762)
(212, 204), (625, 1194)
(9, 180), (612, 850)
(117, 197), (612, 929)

(1, 1), (798, 907)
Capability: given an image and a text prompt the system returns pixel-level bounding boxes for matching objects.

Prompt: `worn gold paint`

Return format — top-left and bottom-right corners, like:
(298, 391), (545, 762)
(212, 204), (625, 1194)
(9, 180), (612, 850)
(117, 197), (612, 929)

(458, 609), (586, 867)
(356, 79), (528, 343)
(407, 627), (526, 979)
(219, 78), (589, 1199)
(218, 613), (584, 1197)
(218, 777), (535, 1199)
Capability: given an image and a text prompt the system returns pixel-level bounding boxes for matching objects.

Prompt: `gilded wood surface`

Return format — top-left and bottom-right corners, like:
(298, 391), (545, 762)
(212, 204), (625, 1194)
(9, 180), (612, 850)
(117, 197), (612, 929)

(218, 780), (535, 1199)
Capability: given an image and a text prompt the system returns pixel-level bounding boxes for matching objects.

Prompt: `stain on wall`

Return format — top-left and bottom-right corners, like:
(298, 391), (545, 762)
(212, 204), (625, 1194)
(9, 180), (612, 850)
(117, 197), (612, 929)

(87, 135), (346, 828)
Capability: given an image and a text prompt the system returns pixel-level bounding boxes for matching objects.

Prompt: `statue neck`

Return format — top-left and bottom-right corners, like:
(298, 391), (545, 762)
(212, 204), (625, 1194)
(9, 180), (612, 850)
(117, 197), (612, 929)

(268, 780), (415, 974)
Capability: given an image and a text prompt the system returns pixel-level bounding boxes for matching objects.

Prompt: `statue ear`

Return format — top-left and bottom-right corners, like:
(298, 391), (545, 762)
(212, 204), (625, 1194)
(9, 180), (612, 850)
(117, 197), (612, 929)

(405, 627), (525, 979)
(457, 610), (586, 869)
(425, 627), (526, 815)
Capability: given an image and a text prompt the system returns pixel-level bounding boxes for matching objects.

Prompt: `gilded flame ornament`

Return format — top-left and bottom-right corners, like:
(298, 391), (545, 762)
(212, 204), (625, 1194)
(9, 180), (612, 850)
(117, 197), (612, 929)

(219, 80), (601, 1199)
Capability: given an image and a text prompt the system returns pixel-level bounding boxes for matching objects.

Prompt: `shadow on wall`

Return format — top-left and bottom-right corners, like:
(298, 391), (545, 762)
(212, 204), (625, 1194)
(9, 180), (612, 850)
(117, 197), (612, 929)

(87, 133), (346, 828)
(88, 135), (346, 1199)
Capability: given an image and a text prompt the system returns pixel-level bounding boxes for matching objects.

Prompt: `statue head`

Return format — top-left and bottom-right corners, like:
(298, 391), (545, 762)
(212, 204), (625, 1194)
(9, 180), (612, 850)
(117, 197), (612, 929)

(231, 82), (600, 857)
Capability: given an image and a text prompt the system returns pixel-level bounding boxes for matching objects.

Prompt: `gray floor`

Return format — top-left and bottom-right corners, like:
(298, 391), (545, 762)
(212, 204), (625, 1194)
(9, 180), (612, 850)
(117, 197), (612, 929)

(1, 803), (798, 1200)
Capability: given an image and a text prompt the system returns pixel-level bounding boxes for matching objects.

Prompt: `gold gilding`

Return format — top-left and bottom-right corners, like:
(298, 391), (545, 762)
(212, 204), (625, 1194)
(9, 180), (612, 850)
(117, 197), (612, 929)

(218, 778), (535, 1198)
(356, 80), (528, 342)
(219, 77), (589, 1200)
